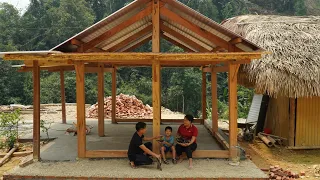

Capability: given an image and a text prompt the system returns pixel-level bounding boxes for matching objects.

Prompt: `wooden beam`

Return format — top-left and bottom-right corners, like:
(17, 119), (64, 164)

(122, 36), (152, 52)
(107, 25), (152, 52)
(83, 5), (152, 51)
(204, 121), (229, 150)
(71, 39), (105, 52)
(161, 34), (194, 52)
(229, 37), (242, 45)
(32, 60), (40, 161)
(160, 23), (208, 52)
(211, 70), (218, 133)
(289, 98), (296, 147)
(115, 118), (202, 123)
(85, 150), (229, 158)
(160, 7), (238, 51)
(112, 67), (117, 124)
(228, 64), (239, 161)
(152, 0), (160, 53)
(201, 71), (206, 124)
(211, 46), (225, 52)
(98, 63), (105, 137)
(152, 61), (161, 154)
(203, 66), (228, 73)
(60, 70), (66, 124)
(75, 62), (86, 158)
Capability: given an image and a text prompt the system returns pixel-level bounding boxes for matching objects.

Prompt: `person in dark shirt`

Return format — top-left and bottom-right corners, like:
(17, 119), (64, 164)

(175, 114), (198, 169)
(128, 122), (161, 169)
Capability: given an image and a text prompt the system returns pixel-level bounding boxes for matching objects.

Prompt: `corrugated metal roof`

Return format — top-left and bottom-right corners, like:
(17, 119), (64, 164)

(49, 0), (263, 53)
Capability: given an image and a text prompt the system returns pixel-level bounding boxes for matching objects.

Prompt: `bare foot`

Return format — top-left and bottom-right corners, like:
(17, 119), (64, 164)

(189, 165), (193, 169)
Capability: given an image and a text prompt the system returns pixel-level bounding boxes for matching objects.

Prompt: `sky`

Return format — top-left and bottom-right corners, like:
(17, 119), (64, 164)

(0, 0), (30, 13)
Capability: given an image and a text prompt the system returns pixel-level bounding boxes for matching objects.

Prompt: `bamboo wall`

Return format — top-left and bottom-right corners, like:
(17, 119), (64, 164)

(264, 97), (290, 139)
(295, 97), (320, 147)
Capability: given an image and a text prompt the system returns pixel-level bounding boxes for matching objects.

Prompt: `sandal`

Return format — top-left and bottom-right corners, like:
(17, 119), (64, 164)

(129, 162), (137, 169)
(163, 159), (169, 164)
(156, 158), (162, 171)
(172, 159), (177, 164)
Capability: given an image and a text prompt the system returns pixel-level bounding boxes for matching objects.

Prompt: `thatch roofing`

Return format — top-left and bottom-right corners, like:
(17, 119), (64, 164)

(222, 15), (320, 98)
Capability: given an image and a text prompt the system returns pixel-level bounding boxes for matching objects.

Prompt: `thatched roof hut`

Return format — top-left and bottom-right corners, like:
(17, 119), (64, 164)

(222, 15), (320, 98)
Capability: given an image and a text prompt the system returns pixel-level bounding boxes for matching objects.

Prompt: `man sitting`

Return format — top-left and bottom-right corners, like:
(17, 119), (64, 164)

(128, 122), (162, 170)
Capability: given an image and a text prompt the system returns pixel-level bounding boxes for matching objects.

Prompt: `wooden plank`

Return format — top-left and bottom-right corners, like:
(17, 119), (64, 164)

(0, 151), (33, 158)
(122, 36), (152, 52)
(161, 34), (194, 52)
(152, 60), (161, 154)
(75, 62), (86, 158)
(85, 150), (229, 158)
(32, 60), (40, 161)
(4, 52), (263, 62)
(107, 25), (152, 52)
(203, 117), (229, 150)
(98, 63), (105, 137)
(160, 7), (239, 51)
(211, 46), (225, 52)
(60, 70), (66, 124)
(201, 71), (206, 124)
(211, 70), (218, 133)
(289, 98), (296, 147)
(229, 37), (242, 44)
(83, 5), (152, 51)
(228, 64), (239, 161)
(160, 23), (208, 52)
(112, 67), (117, 124)
(115, 118), (202, 123)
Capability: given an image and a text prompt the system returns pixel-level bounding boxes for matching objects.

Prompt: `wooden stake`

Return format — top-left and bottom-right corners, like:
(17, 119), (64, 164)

(60, 70), (66, 124)
(211, 70), (218, 133)
(289, 98), (296, 147)
(112, 67), (117, 124)
(32, 60), (40, 160)
(98, 63), (105, 137)
(152, 61), (161, 154)
(0, 147), (17, 166)
(228, 64), (239, 160)
(75, 62), (86, 158)
(201, 71), (207, 124)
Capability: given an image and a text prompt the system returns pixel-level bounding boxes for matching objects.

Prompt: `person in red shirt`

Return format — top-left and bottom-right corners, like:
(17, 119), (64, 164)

(175, 114), (198, 169)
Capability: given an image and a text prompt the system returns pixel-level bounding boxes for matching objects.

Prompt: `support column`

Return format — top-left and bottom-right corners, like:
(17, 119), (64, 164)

(152, 0), (160, 153)
(98, 63), (105, 137)
(75, 62), (86, 158)
(112, 67), (117, 124)
(289, 98), (296, 147)
(228, 64), (239, 160)
(211, 68), (218, 133)
(60, 70), (66, 124)
(33, 60), (40, 160)
(201, 71), (206, 125)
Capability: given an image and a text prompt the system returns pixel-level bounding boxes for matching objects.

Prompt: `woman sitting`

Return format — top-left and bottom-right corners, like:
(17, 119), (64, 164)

(175, 114), (198, 169)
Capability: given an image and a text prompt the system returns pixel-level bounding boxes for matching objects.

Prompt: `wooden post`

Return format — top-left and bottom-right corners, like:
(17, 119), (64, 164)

(98, 63), (105, 137)
(211, 69), (218, 133)
(289, 98), (296, 147)
(75, 62), (86, 158)
(228, 64), (239, 161)
(152, 0), (160, 153)
(60, 70), (66, 124)
(33, 60), (40, 161)
(112, 67), (117, 124)
(201, 71), (206, 125)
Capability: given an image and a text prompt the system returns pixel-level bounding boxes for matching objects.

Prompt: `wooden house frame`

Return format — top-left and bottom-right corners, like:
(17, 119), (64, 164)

(0, 0), (265, 161)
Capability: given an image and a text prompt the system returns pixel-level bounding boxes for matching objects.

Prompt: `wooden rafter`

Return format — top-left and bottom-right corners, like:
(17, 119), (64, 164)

(160, 23), (208, 52)
(82, 5), (152, 52)
(70, 39), (105, 52)
(161, 34), (194, 52)
(229, 37), (242, 45)
(160, 7), (242, 52)
(122, 36), (152, 52)
(106, 25), (152, 52)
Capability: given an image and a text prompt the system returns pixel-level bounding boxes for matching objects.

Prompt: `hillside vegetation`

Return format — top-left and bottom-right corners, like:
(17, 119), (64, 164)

(0, 0), (319, 118)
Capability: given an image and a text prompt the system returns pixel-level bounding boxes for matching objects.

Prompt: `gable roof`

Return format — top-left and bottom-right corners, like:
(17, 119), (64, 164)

(222, 15), (320, 98)
(51, 0), (263, 53)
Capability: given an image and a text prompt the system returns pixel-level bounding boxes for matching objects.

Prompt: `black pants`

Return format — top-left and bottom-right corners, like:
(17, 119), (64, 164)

(128, 142), (153, 166)
(176, 143), (197, 159)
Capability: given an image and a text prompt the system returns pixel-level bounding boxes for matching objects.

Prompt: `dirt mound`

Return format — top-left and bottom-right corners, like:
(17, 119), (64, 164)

(87, 94), (153, 118)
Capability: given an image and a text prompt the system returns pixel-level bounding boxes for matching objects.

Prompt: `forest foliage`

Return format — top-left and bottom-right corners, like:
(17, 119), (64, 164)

(0, 0), (317, 118)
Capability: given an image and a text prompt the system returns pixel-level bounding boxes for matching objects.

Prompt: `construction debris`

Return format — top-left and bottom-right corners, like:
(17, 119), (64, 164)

(258, 133), (273, 147)
(266, 165), (301, 179)
(87, 94), (153, 118)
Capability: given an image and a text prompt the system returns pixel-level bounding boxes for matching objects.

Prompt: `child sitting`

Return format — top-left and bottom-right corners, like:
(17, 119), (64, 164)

(159, 126), (177, 164)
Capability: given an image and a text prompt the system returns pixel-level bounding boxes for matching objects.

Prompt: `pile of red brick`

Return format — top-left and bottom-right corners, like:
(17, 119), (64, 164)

(263, 165), (303, 179)
(87, 94), (152, 118)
